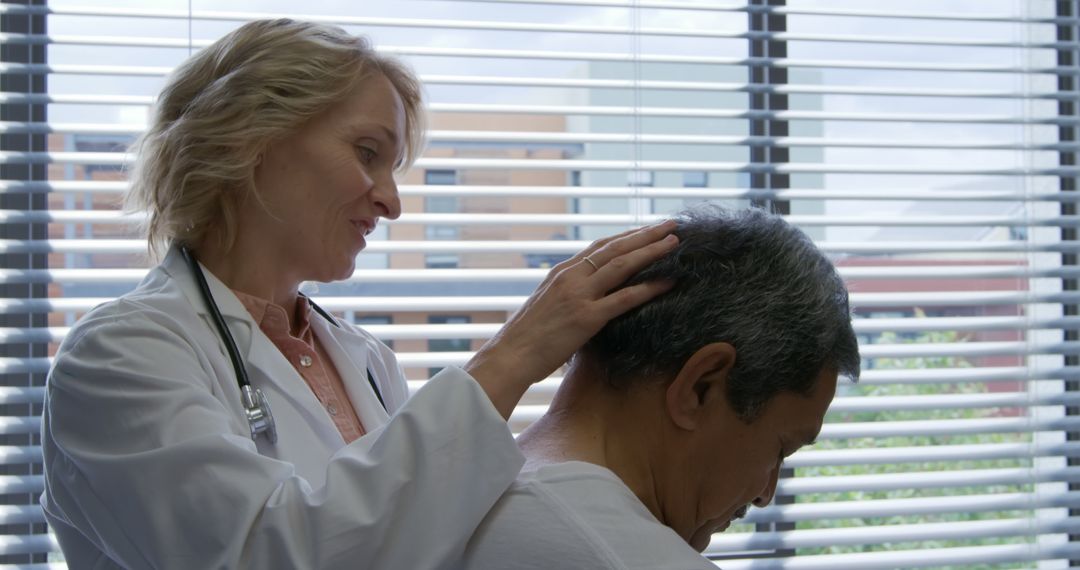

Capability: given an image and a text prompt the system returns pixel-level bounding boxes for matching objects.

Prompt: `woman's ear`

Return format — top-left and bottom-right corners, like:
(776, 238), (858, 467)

(665, 342), (736, 431)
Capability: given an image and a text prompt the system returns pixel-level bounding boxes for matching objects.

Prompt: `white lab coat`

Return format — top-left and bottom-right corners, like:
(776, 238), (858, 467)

(40, 248), (525, 570)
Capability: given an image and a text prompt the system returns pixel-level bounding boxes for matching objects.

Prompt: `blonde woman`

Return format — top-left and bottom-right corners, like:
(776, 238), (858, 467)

(40, 19), (678, 570)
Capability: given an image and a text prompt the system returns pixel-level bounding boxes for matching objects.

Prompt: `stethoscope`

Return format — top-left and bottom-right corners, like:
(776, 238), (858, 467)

(180, 246), (387, 444)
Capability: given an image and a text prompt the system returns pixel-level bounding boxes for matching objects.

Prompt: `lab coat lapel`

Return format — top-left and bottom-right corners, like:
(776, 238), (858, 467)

(161, 248), (344, 446)
(309, 316), (392, 430)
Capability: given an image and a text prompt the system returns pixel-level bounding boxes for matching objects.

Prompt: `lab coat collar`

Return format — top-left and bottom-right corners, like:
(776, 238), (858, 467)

(159, 247), (345, 444)
(309, 315), (391, 427)
(160, 246), (259, 343)
(160, 246), (390, 436)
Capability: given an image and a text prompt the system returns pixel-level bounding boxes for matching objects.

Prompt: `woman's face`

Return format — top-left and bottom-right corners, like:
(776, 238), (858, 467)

(249, 72), (406, 284)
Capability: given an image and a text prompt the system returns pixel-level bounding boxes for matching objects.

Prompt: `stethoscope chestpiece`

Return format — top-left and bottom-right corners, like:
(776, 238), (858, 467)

(241, 384), (278, 444)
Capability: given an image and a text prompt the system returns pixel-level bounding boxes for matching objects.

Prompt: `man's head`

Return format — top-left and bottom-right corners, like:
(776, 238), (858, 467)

(575, 205), (859, 550)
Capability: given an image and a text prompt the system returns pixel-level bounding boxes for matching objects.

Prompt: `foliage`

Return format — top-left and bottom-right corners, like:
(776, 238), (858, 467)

(790, 327), (1034, 566)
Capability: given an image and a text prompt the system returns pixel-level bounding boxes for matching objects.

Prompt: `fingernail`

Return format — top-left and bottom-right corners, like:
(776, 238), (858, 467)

(664, 234), (679, 245)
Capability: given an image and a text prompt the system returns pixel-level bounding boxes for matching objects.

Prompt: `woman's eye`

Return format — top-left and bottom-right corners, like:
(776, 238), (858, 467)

(356, 146), (377, 164)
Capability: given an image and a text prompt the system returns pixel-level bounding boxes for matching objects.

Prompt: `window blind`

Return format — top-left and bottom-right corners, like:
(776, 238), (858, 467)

(0, 0), (1078, 568)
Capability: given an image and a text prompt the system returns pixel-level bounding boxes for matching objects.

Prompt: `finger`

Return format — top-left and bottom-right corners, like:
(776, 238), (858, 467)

(549, 223), (658, 275)
(595, 277), (677, 319)
(583, 219), (677, 268)
(569, 226), (640, 262)
(589, 232), (679, 293)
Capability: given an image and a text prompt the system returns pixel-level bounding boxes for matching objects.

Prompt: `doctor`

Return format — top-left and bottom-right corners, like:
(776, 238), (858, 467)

(40, 18), (679, 570)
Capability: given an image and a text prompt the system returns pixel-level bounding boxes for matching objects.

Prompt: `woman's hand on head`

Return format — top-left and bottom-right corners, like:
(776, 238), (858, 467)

(464, 220), (679, 420)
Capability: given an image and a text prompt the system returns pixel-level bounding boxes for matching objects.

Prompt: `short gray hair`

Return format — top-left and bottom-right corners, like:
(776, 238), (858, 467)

(582, 205), (860, 421)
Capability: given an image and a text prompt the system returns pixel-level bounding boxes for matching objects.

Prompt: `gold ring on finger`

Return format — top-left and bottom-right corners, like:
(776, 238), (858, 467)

(582, 256), (600, 271)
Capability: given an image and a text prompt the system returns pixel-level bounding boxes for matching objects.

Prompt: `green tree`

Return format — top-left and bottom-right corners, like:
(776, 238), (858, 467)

(791, 326), (1033, 567)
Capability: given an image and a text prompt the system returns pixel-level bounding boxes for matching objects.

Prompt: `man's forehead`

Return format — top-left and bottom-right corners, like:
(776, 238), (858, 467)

(764, 370), (835, 444)
(767, 403), (823, 439)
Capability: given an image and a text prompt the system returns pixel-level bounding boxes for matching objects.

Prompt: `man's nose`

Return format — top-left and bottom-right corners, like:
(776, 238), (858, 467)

(752, 465), (780, 508)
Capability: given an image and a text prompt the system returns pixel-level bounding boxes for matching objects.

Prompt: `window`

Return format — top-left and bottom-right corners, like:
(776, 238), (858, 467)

(427, 315), (471, 377)
(423, 254), (459, 269)
(626, 170), (654, 188)
(683, 171), (708, 189)
(4, 1), (1079, 567)
(424, 196), (460, 241)
(354, 315), (393, 350)
(424, 170), (457, 186)
(682, 171), (711, 209)
(423, 170), (460, 268)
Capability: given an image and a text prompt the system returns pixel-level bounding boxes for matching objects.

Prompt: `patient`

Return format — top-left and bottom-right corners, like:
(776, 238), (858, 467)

(462, 206), (860, 569)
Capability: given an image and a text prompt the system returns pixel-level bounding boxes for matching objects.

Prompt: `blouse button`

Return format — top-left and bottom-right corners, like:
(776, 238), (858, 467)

(299, 355), (313, 368)
(327, 403), (338, 416)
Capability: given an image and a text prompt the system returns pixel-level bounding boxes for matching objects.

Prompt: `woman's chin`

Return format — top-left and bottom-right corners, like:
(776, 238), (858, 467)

(329, 264), (356, 283)
(308, 258), (356, 285)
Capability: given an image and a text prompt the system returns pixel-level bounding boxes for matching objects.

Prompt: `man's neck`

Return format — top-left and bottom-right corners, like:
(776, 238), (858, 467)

(517, 360), (671, 524)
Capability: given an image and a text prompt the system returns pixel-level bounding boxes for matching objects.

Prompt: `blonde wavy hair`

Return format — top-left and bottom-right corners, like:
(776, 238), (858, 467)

(126, 18), (426, 258)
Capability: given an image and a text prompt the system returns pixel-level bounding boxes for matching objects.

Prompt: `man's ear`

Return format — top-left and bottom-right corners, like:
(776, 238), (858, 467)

(665, 342), (736, 431)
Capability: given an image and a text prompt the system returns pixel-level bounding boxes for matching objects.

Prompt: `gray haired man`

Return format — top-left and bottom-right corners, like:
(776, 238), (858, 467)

(463, 206), (860, 569)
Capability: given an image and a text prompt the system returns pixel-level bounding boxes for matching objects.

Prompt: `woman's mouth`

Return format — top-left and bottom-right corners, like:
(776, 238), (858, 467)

(351, 218), (376, 236)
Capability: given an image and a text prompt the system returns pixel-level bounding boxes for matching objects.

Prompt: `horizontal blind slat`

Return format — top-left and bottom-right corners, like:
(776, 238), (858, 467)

(777, 466), (1080, 495)
(4, 11), (1076, 48)
(8, 2), (1079, 24)
(11, 150), (1080, 171)
(826, 391), (1080, 412)
(3, 70), (1078, 101)
(392, 342), (1080, 365)
(6, 180), (1080, 203)
(464, 369), (1080, 398)
(4, 291), (1079, 312)
(0, 534), (58, 558)
(4, 238), (1077, 255)
(10, 209), (1080, 228)
(0, 505), (45, 525)
(707, 517), (1080, 553)
(5, 266), (1080, 285)
(0, 447), (43, 466)
(790, 441), (1080, 468)
(717, 543), (1080, 570)
(507, 411), (1080, 439)
(10, 28), (1080, 50)
(740, 491), (1080, 524)
(16, 121), (1080, 145)
(0, 418), (42, 436)
(1, 40), (1075, 75)
(429, 0), (1080, 24)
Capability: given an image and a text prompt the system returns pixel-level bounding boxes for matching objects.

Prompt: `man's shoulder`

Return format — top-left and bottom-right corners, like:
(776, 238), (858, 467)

(462, 462), (624, 569)
(463, 461), (716, 570)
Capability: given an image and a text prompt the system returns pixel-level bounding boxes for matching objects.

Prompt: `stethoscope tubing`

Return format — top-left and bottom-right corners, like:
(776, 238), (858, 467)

(181, 247), (252, 389)
(179, 246), (387, 444)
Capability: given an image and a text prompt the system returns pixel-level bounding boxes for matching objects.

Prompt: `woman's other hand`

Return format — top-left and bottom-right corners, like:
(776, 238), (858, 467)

(464, 220), (679, 419)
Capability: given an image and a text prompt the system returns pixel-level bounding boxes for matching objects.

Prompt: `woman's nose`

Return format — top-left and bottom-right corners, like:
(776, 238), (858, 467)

(373, 177), (401, 220)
